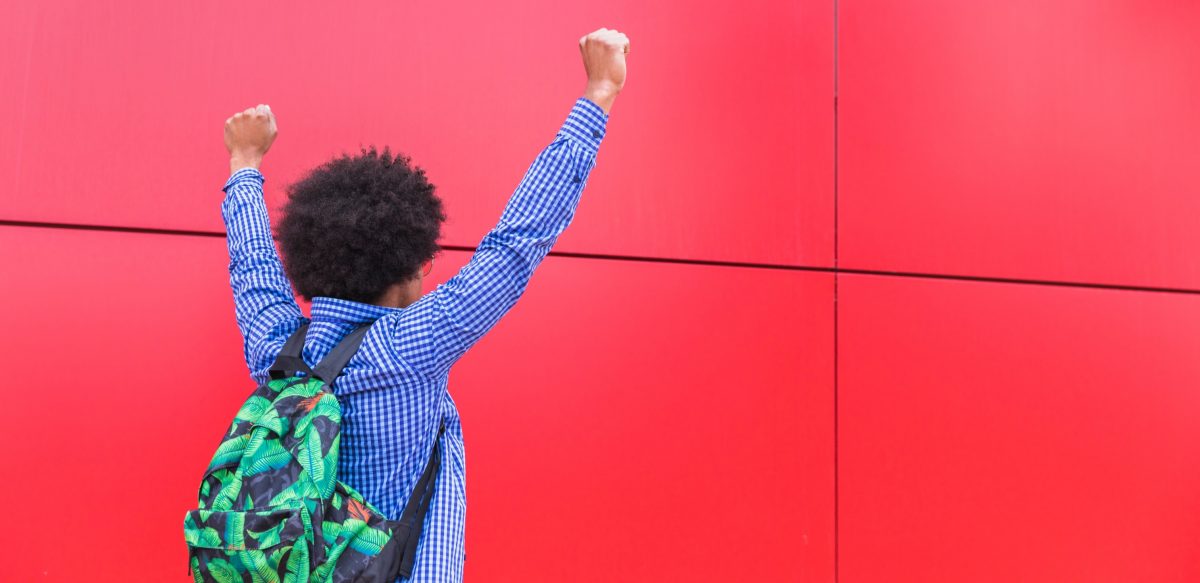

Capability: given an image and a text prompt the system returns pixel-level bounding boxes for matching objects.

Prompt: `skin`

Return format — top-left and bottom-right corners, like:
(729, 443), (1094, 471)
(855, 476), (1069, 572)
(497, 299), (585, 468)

(224, 27), (630, 309)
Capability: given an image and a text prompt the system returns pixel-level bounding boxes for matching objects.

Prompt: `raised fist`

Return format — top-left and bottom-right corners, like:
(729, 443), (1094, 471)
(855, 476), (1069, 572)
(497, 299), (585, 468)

(224, 104), (277, 171)
(579, 28), (630, 114)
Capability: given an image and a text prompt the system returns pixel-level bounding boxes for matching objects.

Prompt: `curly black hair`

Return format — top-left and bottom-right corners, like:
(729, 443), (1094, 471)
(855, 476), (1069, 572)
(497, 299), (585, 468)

(276, 146), (446, 304)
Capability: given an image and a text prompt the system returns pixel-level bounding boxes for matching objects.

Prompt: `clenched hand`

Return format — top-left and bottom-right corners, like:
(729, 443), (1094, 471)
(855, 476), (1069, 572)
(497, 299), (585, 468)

(224, 104), (277, 173)
(580, 28), (630, 115)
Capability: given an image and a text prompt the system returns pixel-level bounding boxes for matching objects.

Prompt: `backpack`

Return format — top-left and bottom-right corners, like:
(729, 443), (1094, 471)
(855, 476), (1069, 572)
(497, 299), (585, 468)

(184, 322), (443, 582)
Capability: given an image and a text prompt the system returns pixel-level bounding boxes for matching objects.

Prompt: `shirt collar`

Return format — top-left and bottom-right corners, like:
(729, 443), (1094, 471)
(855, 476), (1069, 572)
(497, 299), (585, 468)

(310, 296), (401, 324)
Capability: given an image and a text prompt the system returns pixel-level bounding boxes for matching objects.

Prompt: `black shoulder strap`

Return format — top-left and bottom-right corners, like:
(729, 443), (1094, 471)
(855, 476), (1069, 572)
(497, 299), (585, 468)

(268, 322), (316, 380)
(311, 323), (372, 388)
(268, 321), (371, 386)
(397, 423), (446, 579)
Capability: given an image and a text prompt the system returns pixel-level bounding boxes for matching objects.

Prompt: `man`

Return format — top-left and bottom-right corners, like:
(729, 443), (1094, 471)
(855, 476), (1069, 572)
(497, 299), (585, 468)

(219, 27), (629, 581)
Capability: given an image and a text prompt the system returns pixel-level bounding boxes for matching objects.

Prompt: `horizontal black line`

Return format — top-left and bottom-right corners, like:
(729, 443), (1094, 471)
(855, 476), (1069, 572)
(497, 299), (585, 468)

(475, 247), (1200, 297)
(4, 218), (1199, 296)
(835, 267), (1200, 296)
(0, 219), (227, 238)
(444, 244), (824, 272)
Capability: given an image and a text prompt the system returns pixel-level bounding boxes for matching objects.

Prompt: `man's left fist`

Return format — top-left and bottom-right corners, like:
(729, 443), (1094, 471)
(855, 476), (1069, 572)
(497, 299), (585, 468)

(224, 104), (277, 171)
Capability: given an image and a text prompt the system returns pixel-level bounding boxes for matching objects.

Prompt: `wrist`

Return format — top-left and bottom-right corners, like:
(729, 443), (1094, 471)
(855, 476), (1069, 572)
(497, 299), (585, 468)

(229, 152), (264, 173)
(583, 81), (619, 115)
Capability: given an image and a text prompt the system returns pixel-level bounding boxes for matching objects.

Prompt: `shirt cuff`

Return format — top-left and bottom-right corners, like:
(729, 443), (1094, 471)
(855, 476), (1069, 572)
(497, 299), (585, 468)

(223, 167), (265, 193)
(556, 97), (609, 153)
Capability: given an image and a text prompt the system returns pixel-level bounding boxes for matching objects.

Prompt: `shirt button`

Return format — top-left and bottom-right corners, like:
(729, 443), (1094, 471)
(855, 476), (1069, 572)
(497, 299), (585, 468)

(572, 175), (581, 183)
(592, 130), (601, 138)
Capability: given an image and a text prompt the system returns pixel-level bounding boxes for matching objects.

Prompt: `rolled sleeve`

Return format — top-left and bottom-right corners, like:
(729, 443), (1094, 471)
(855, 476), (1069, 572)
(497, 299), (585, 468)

(223, 167), (265, 194)
(555, 97), (609, 153)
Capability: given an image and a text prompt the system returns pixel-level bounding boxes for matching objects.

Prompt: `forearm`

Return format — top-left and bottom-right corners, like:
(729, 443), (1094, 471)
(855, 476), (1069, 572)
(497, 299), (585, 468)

(222, 168), (304, 372)
(482, 96), (609, 270)
(395, 97), (610, 377)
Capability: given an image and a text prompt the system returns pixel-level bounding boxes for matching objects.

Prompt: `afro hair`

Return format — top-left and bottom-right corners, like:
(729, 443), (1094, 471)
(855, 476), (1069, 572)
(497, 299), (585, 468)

(276, 146), (446, 304)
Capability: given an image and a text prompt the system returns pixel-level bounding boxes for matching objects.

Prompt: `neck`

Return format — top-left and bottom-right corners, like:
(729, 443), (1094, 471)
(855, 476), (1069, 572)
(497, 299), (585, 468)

(374, 278), (422, 308)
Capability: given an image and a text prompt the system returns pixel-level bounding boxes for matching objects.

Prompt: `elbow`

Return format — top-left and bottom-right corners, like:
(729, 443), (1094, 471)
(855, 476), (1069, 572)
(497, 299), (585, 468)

(478, 231), (549, 280)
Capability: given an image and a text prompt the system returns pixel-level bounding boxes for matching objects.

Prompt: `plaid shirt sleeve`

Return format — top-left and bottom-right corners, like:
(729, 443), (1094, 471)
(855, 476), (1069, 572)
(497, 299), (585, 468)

(221, 167), (307, 378)
(381, 97), (609, 378)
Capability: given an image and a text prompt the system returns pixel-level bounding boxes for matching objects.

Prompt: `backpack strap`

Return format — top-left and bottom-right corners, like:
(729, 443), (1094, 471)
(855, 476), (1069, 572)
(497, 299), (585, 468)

(397, 422), (446, 579)
(311, 323), (372, 388)
(268, 321), (371, 386)
(268, 321), (317, 380)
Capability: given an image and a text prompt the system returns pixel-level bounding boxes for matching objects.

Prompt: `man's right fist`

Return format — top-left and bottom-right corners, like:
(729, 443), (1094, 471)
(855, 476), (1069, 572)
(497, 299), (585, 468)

(580, 28), (630, 115)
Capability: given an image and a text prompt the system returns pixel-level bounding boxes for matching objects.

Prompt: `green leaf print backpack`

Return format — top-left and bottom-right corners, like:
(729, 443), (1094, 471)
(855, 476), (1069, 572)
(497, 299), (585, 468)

(184, 322), (443, 582)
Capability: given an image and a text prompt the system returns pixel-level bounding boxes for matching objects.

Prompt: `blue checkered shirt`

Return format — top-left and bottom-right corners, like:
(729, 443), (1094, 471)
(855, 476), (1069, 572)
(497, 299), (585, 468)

(220, 97), (608, 581)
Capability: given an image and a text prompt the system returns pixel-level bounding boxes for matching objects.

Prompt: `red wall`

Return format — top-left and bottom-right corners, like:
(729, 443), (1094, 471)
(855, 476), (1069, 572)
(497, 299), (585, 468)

(1, 0), (1197, 581)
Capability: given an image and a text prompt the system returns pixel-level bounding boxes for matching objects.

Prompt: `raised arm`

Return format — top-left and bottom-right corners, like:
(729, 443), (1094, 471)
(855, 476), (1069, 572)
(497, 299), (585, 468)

(220, 105), (305, 381)
(381, 28), (631, 378)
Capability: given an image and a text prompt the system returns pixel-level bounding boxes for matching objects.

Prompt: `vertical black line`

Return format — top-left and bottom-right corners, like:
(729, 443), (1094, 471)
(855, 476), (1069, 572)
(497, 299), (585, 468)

(831, 0), (841, 580)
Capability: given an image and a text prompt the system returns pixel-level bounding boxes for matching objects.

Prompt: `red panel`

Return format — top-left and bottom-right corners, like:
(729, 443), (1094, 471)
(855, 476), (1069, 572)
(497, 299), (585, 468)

(1, 0), (833, 267)
(0, 226), (834, 581)
(0, 2), (38, 189)
(838, 274), (1200, 582)
(839, 0), (1200, 288)
(447, 258), (835, 581)
(0, 227), (248, 580)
